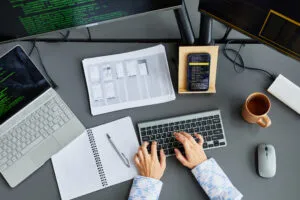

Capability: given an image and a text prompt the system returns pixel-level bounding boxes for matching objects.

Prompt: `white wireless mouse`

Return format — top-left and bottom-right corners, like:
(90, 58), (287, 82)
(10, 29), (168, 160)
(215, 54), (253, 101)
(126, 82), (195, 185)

(257, 144), (276, 178)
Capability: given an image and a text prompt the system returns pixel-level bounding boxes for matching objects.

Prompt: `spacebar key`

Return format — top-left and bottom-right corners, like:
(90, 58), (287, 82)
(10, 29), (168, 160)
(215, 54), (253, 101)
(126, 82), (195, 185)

(21, 137), (44, 155)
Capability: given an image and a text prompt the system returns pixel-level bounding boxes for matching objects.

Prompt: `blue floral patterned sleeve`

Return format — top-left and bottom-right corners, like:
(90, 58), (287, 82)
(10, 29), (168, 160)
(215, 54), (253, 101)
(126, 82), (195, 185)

(192, 158), (243, 200)
(129, 158), (242, 200)
(128, 175), (163, 200)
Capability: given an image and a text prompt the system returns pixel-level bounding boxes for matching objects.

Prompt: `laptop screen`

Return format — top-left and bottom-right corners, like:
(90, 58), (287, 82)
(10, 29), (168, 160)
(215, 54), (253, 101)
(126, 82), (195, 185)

(0, 46), (50, 124)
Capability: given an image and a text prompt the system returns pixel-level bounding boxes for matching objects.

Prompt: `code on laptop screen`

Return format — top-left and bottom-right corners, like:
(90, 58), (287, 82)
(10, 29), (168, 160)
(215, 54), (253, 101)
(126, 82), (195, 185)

(0, 46), (50, 124)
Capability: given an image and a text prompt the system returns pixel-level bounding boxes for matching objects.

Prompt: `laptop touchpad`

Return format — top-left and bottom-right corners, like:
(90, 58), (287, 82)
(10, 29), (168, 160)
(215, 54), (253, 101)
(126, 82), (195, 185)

(30, 136), (61, 166)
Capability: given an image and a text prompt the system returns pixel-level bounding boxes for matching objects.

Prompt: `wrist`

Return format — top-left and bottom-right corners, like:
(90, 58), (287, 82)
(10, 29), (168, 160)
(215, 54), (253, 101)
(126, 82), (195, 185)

(191, 157), (208, 169)
(138, 175), (162, 182)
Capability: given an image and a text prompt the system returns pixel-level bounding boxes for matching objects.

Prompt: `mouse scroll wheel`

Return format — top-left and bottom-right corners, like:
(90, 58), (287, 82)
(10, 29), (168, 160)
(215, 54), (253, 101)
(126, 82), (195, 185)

(265, 147), (268, 151)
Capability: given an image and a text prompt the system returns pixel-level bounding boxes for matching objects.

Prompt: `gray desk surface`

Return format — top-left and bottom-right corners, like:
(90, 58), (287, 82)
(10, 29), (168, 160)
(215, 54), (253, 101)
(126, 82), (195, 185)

(0, 2), (300, 199)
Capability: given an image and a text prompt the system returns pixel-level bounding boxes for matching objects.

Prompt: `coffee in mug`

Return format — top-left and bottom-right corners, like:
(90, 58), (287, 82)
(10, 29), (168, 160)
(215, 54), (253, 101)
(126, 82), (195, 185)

(242, 92), (271, 128)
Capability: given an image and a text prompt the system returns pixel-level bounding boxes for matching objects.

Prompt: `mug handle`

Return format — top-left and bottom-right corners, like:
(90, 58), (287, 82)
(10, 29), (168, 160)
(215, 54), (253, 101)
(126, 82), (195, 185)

(257, 115), (272, 128)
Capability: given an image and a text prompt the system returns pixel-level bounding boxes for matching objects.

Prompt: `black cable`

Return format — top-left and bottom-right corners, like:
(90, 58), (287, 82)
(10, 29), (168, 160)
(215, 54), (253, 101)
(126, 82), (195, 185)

(59, 30), (70, 41)
(29, 41), (57, 88)
(223, 40), (277, 81)
(219, 27), (232, 41)
(87, 27), (91, 40)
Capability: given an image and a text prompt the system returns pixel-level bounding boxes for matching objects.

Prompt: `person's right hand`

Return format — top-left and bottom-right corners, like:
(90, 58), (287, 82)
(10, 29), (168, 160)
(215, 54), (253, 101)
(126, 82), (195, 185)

(174, 132), (207, 169)
(134, 141), (166, 180)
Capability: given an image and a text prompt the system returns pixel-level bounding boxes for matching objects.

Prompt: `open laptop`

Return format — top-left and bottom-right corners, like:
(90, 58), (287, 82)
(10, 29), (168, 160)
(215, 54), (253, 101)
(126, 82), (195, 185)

(0, 46), (85, 187)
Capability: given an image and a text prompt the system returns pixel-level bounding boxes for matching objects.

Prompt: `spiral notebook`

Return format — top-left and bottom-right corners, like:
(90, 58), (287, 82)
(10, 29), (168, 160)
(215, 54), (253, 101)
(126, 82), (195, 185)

(51, 117), (139, 200)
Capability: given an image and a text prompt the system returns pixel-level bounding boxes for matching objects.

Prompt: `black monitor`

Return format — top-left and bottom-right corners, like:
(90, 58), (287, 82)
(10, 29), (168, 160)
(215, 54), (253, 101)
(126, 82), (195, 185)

(0, 0), (182, 43)
(199, 0), (300, 61)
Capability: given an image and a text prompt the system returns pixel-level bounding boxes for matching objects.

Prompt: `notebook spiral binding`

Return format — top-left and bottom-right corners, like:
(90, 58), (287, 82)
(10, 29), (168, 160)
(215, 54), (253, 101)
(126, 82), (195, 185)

(87, 129), (108, 187)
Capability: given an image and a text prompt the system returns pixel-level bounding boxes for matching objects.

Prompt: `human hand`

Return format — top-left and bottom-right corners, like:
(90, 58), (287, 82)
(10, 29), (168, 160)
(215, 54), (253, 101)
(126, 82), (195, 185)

(134, 141), (166, 180)
(174, 132), (207, 169)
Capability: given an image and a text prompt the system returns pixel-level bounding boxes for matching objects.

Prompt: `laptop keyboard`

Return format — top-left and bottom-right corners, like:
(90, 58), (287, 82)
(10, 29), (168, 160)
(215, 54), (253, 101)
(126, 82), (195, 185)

(138, 110), (227, 156)
(0, 96), (73, 171)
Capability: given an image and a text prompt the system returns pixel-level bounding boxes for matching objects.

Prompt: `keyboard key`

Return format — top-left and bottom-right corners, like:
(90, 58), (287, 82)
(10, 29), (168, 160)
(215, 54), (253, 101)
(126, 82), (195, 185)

(207, 136), (212, 141)
(158, 129), (163, 133)
(152, 126), (157, 129)
(214, 115), (219, 118)
(191, 123), (196, 127)
(220, 142), (226, 146)
(180, 125), (185, 129)
(208, 131), (213, 136)
(150, 135), (155, 140)
(163, 124), (168, 127)
(202, 132), (208, 136)
(185, 124), (190, 128)
(169, 127), (174, 131)
(157, 134), (162, 139)
(167, 132), (172, 137)
(157, 145), (162, 150)
(192, 119), (196, 122)
(174, 126), (179, 131)
(214, 141), (219, 146)
(164, 149), (168, 154)
(0, 164), (8, 171)
(211, 125), (216, 129)
(141, 128), (146, 131)
(142, 136), (149, 141)
(163, 128), (168, 132)
(205, 126), (210, 130)
(147, 131), (152, 135)
(213, 119), (220, 123)
(203, 143), (208, 149)
(152, 129), (157, 134)
(175, 122), (180, 125)
(203, 117), (208, 120)
(213, 129), (223, 134)
(209, 116), (213, 119)
(0, 158), (8, 165)
(212, 135), (224, 140)
(216, 123), (221, 128)
(168, 148), (175, 154)
(186, 120), (191, 123)
(197, 118), (202, 121)
(209, 144), (214, 148)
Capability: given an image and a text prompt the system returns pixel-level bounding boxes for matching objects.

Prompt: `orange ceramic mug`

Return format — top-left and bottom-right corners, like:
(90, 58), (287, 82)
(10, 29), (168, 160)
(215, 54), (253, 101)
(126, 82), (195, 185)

(242, 92), (271, 128)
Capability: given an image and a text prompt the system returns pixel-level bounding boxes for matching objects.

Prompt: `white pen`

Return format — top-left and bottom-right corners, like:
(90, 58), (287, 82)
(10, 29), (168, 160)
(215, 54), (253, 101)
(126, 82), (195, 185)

(106, 133), (130, 168)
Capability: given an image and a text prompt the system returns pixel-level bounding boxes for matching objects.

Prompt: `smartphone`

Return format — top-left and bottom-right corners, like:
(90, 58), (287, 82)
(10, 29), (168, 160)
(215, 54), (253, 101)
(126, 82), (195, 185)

(187, 53), (210, 91)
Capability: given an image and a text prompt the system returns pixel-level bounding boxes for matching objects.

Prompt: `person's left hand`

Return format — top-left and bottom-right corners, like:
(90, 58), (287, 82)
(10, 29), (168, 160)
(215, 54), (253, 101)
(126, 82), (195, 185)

(134, 141), (166, 180)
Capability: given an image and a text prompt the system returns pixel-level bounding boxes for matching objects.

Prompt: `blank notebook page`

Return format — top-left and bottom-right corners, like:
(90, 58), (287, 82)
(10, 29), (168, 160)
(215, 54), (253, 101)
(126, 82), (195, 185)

(51, 132), (101, 200)
(51, 117), (139, 200)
